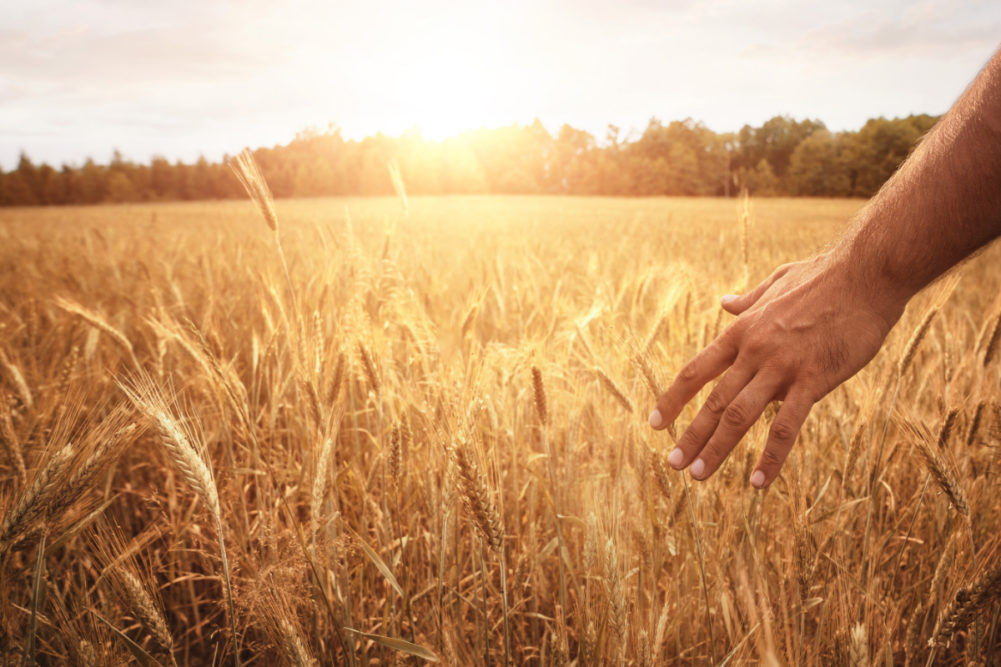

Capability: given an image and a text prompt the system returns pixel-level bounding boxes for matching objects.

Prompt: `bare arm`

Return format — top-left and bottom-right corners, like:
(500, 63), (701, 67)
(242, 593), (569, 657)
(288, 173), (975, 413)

(649, 47), (1001, 489)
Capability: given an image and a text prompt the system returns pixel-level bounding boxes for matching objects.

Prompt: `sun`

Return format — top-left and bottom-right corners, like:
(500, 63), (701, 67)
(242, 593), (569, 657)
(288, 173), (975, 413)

(277, 8), (527, 142)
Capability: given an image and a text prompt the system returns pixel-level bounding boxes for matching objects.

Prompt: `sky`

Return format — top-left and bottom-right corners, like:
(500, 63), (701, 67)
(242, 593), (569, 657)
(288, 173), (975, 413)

(1, 0), (999, 170)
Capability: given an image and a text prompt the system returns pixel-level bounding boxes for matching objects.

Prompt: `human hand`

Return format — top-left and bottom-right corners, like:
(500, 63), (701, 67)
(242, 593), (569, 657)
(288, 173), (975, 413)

(648, 252), (903, 488)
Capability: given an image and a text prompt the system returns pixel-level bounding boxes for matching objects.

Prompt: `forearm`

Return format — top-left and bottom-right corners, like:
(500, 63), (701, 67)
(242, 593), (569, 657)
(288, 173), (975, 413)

(836, 48), (1001, 317)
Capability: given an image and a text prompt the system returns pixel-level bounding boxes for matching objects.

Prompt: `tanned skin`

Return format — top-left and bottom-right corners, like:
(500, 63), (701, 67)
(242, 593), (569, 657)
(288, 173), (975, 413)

(649, 47), (1001, 489)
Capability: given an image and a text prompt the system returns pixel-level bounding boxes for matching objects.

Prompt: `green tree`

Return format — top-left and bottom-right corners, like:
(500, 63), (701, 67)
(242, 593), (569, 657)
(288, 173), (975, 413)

(841, 115), (938, 196)
(106, 171), (139, 202)
(787, 130), (850, 196)
(741, 158), (780, 196)
(735, 116), (826, 185)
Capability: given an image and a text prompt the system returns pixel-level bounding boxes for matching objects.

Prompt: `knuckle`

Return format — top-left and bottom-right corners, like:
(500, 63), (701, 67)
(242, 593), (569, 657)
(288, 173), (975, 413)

(770, 418), (798, 443)
(742, 335), (767, 357)
(758, 447), (784, 469)
(722, 401), (751, 429)
(679, 362), (699, 383)
(719, 321), (746, 347)
(703, 389), (728, 415)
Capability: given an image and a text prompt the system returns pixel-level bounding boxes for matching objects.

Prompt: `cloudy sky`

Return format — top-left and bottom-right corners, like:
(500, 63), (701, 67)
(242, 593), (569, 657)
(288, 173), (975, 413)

(1, 0), (998, 170)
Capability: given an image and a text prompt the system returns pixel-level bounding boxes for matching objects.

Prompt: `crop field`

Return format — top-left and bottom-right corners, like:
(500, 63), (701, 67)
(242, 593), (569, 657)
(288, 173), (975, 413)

(0, 192), (999, 665)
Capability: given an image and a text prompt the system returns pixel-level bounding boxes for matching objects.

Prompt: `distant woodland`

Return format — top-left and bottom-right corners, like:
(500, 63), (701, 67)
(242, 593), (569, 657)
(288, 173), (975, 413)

(0, 114), (938, 206)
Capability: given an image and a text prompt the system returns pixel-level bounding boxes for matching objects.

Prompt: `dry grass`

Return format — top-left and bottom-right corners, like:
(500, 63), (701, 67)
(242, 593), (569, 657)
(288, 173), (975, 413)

(1, 193), (1000, 665)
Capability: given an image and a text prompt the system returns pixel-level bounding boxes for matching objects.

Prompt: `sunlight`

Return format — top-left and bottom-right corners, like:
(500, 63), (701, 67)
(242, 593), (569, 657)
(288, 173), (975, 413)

(397, 56), (501, 141)
(276, 6), (525, 142)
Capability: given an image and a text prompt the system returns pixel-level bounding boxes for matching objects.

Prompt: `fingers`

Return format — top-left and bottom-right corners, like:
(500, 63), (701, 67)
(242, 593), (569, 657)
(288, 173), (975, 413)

(750, 391), (814, 489)
(720, 264), (791, 315)
(667, 363), (754, 469)
(686, 373), (783, 480)
(650, 331), (739, 430)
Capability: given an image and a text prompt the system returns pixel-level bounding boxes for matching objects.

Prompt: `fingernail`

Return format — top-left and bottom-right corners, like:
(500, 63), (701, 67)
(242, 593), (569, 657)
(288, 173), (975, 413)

(750, 470), (766, 488)
(690, 458), (706, 479)
(667, 447), (683, 468)
(721, 294), (737, 305)
(649, 409), (663, 428)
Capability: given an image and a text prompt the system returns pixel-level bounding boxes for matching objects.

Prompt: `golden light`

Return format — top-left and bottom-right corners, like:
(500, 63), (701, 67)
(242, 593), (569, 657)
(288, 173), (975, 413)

(275, 8), (528, 142)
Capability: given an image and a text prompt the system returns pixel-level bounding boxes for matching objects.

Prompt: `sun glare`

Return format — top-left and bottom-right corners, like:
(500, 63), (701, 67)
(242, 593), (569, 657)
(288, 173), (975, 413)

(399, 58), (502, 141)
(277, 7), (526, 142)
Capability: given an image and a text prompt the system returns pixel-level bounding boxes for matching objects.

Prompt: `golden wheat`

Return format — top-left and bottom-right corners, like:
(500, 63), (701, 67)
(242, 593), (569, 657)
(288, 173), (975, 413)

(1, 195), (1000, 664)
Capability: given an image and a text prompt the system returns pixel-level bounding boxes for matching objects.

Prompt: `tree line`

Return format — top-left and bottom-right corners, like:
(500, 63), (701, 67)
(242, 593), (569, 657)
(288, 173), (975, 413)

(0, 114), (938, 206)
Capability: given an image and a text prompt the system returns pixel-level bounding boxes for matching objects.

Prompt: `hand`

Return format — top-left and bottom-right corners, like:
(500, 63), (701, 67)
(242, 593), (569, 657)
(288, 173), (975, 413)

(648, 251), (902, 488)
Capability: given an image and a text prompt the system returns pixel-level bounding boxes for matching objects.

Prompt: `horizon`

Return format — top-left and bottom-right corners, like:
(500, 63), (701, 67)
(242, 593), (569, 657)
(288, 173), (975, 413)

(2, 111), (943, 171)
(3, 0), (999, 171)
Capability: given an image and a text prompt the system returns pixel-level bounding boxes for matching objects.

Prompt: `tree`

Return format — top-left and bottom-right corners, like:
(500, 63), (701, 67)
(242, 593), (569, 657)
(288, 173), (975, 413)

(0, 112), (942, 206)
(735, 116), (826, 183)
(741, 159), (780, 196)
(842, 115), (937, 196)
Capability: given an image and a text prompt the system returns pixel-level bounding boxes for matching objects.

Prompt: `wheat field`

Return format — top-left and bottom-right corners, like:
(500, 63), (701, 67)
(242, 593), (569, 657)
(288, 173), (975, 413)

(0, 190), (999, 665)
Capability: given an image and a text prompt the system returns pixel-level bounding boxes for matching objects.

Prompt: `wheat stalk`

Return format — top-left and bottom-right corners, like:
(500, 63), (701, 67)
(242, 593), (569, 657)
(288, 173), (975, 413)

(966, 400), (986, 447)
(898, 307), (937, 376)
(228, 149), (278, 233)
(387, 158), (409, 217)
(982, 310), (1001, 367)
(228, 148), (297, 325)
(451, 442), (503, 551)
(849, 623), (868, 667)
(902, 421), (969, 517)
(0, 390), (25, 480)
(603, 537), (626, 651)
(1, 356), (33, 411)
(643, 312), (669, 353)
(631, 352), (662, 399)
(930, 556), (1001, 648)
(357, 342), (380, 395)
(388, 424), (402, 497)
(53, 297), (140, 370)
(936, 407), (959, 450)
(648, 447), (672, 499)
(120, 378), (239, 664)
(311, 436), (334, 540)
(278, 618), (317, 667)
(0, 441), (75, 550)
(595, 367), (634, 413)
(119, 569), (175, 657)
(531, 366), (548, 425)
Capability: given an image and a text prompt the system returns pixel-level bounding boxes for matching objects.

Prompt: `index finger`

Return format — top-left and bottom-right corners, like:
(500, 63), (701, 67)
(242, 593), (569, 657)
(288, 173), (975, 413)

(650, 331), (739, 430)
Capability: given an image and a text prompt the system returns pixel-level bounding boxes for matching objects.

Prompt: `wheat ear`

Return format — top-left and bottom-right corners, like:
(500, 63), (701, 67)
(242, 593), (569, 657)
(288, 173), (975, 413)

(120, 378), (239, 665)
(632, 352), (663, 399)
(903, 421), (969, 517)
(119, 569), (175, 658)
(1, 356), (34, 411)
(930, 556), (1001, 648)
(595, 366), (634, 413)
(451, 442), (503, 551)
(53, 297), (141, 370)
(311, 436), (334, 540)
(898, 307), (937, 376)
(531, 366), (548, 425)
(228, 148), (296, 324)
(603, 537), (626, 651)
(357, 341), (380, 395)
(849, 623), (869, 667)
(0, 441), (75, 550)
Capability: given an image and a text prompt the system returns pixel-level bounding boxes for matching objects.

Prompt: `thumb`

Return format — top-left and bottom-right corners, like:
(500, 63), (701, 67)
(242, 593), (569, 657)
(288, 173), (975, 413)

(720, 287), (763, 315)
(721, 267), (787, 315)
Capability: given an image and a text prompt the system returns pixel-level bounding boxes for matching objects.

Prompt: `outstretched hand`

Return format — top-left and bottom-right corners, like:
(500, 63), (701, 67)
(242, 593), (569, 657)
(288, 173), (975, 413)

(649, 251), (903, 488)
